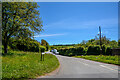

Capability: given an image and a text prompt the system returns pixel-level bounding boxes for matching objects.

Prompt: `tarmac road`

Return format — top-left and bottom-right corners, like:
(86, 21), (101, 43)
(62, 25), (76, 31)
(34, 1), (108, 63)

(40, 55), (118, 78)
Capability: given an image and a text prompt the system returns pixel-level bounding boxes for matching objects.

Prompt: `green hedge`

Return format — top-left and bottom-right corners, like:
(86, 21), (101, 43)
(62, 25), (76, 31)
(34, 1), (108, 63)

(58, 46), (85, 56)
(87, 45), (100, 55)
(7, 38), (46, 53)
(57, 45), (112, 56)
(101, 45), (112, 55)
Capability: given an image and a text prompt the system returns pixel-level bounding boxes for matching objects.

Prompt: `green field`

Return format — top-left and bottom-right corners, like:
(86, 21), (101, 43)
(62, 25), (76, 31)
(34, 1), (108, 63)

(2, 51), (59, 79)
(73, 55), (119, 65)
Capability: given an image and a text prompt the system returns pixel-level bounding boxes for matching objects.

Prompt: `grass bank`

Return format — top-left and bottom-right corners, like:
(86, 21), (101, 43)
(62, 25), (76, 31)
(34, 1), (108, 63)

(2, 51), (59, 79)
(73, 55), (119, 65)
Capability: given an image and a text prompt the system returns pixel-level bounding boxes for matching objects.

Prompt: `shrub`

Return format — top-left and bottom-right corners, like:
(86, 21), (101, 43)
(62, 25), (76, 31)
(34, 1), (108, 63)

(57, 46), (85, 56)
(68, 53), (73, 56)
(8, 38), (46, 52)
(101, 45), (106, 55)
(101, 45), (112, 55)
(76, 46), (85, 55)
(106, 47), (112, 55)
(87, 45), (100, 55)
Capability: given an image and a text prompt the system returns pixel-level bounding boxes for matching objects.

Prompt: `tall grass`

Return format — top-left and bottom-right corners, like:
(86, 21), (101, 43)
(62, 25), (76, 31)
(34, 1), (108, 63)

(2, 51), (59, 79)
(73, 55), (119, 65)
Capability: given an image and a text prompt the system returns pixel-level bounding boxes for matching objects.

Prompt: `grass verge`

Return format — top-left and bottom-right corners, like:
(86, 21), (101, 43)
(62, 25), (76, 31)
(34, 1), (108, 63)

(2, 51), (59, 79)
(73, 55), (119, 65)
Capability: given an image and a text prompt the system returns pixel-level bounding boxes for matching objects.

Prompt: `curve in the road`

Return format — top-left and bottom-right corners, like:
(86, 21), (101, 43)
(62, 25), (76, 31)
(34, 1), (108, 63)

(39, 55), (118, 78)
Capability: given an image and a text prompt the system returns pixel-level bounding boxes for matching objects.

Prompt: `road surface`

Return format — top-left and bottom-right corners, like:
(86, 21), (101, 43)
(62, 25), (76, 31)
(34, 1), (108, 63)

(40, 55), (118, 78)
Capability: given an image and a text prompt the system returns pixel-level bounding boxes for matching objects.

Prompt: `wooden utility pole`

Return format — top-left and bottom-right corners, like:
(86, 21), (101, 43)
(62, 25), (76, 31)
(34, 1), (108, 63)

(99, 26), (102, 46)
(99, 26), (102, 55)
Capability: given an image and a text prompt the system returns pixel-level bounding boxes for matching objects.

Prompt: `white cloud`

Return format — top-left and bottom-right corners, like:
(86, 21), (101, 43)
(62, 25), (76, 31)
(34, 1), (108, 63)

(43, 18), (118, 30)
(34, 33), (65, 37)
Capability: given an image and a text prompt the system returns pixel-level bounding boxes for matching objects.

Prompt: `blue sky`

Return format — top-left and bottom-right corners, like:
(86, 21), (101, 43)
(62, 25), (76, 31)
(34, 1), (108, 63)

(34, 2), (118, 45)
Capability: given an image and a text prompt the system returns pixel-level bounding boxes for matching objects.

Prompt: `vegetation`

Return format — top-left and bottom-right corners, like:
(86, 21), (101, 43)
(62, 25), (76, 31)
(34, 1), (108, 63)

(57, 46), (85, 56)
(41, 39), (50, 51)
(1, 2), (119, 79)
(2, 51), (59, 79)
(7, 38), (46, 53)
(118, 40), (120, 47)
(73, 55), (119, 65)
(2, 2), (43, 54)
(2, 2), (58, 79)
(2, 2), (50, 54)
(53, 35), (119, 65)
(53, 34), (119, 56)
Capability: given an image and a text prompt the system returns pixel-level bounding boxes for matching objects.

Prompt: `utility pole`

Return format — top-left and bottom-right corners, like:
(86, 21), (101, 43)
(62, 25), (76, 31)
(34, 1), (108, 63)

(99, 26), (102, 55)
(99, 26), (102, 46)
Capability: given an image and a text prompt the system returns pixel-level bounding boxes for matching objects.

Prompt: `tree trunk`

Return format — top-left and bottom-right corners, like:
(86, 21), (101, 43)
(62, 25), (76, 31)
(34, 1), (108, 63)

(4, 41), (8, 54)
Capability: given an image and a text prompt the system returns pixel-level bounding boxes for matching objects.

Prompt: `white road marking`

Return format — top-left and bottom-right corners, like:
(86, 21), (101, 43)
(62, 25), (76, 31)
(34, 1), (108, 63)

(83, 63), (89, 65)
(78, 61), (89, 66)
(100, 65), (118, 71)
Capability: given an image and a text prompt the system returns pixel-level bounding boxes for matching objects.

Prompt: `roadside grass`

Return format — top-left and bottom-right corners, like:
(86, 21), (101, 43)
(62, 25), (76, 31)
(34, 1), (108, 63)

(73, 55), (119, 65)
(2, 51), (59, 79)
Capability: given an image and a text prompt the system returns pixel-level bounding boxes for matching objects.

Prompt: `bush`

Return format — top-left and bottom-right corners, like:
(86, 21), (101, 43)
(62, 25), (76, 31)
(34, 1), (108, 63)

(29, 41), (40, 52)
(57, 45), (113, 56)
(106, 47), (112, 55)
(68, 53), (73, 56)
(57, 46), (85, 56)
(87, 45), (100, 55)
(101, 45), (112, 55)
(8, 38), (47, 52)
(76, 46), (85, 55)
(101, 45), (106, 55)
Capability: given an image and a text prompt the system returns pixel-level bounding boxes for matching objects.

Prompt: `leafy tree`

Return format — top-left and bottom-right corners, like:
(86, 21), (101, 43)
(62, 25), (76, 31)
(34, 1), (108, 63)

(88, 39), (95, 43)
(2, 2), (43, 54)
(109, 40), (118, 48)
(41, 39), (49, 51)
(94, 34), (110, 45)
(81, 40), (86, 45)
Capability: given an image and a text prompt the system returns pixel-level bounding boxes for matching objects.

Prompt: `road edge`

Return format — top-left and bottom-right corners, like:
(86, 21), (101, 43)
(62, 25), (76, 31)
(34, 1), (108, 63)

(73, 56), (119, 66)
(35, 55), (61, 79)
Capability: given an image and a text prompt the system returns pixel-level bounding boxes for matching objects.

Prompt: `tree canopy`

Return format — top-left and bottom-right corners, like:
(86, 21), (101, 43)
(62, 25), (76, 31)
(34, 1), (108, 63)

(41, 39), (49, 51)
(2, 2), (43, 54)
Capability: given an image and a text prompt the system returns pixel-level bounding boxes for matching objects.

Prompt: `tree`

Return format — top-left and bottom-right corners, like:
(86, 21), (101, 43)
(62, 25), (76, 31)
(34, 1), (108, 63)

(41, 39), (49, 51)
(81, 40), (86, 45)
(109, 40), (118, 48)
(94, 34), (110, 45)
(2, 2), (43, 54)
(88, 39), (95, 43)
